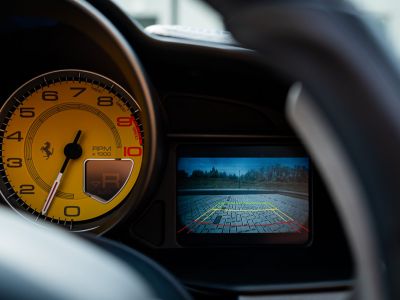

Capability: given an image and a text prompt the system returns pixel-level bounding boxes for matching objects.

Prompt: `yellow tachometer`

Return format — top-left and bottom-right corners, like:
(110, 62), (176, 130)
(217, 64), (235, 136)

(0, 70), (143, 231)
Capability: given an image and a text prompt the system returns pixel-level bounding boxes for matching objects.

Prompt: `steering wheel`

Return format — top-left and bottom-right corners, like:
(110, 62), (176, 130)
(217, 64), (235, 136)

(0, 209), (190, 300)
(205, 0), (400, 299)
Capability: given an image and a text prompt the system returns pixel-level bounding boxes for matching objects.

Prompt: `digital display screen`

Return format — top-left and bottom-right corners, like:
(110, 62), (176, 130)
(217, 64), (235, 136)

(176, 146), (311, 245)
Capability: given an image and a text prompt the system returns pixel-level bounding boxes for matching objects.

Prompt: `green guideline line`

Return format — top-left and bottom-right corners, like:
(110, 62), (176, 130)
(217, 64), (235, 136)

(217, 202), (274, 205)
(264, 201), (294, 222)
(210, 208), (277, 212)
(191, 196), (230, 228)
(199, 195), (234, 222)
(194, 197), (283, 225)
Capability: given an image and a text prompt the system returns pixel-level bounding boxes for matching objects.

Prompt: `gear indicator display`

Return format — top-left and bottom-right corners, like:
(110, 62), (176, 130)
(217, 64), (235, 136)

(84, 159), (134, 203)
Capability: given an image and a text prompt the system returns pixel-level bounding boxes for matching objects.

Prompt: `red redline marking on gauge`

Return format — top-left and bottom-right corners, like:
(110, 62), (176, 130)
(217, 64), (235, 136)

(131, 116), (143, 146)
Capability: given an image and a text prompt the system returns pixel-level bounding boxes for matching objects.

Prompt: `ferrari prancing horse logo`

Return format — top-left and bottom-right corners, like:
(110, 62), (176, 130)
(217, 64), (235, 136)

(40, 141), (54, 160)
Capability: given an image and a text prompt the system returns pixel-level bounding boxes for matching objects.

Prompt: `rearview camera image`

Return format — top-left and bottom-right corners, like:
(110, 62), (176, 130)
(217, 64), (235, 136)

(176, 154), (310, 245)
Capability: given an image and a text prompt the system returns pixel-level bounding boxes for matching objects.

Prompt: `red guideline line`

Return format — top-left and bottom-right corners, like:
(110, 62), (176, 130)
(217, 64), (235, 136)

(291, 219), (309, 232)
(272, 208), (307, 233)
(177, 224), (191, 234)
(285, 220), (302, 233)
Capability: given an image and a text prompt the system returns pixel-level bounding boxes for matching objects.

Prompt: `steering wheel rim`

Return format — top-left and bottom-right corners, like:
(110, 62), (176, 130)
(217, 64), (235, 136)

(205, 0), (400, 299)
(0, 209), (155, 300)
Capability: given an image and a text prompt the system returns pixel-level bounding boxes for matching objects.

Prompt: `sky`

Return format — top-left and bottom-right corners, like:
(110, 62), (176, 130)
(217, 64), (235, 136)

(178, 157), (309, 176)
(350, 0), (400, 63)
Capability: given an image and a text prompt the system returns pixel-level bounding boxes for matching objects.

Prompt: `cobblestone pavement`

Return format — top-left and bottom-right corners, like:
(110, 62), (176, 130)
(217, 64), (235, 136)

(177, 194), (309, 234)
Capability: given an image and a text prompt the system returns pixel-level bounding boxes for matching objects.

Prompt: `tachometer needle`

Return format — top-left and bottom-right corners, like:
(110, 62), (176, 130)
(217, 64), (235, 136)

(42, 130), (82, 215)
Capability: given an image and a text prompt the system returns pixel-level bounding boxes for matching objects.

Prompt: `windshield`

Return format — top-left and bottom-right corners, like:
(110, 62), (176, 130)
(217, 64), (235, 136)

(111, 0), (224, 30)
(350, 0), (400, 60)
(113, 0), (400, 60)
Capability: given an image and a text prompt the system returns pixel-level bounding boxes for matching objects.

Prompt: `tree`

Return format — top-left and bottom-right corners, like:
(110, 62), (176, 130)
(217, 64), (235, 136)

(191, 170), (205, 178)
(177, 169), (189, 179)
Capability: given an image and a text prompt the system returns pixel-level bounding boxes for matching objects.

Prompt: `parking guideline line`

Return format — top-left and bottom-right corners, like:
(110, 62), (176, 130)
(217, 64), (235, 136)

(271, 209), (301, 233)
(264, 202), (284, 217)
(264, 202), (304, 233)
(188, 196), (230, 232)
(193, 207), (215, 222)
(200, 198), (279, 224)
(202, 199), (230, 221)
(209, 208), (277, 212)
(197, 196), (242, 226)
(265, 205), (298, 231)
(193, 198), (227, 222)
(277, 207), (309, 232)
(220, 202), (274, 205)
(272, 209), (289, 222)
(274, 208), (309, 233)
(199, 209), (217, 223)
(276, 208), (294, 221)
(181, 195), (307, 234)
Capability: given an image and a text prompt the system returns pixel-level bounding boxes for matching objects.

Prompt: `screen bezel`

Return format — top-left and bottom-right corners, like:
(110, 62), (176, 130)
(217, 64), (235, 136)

(175, 145), (313, 246)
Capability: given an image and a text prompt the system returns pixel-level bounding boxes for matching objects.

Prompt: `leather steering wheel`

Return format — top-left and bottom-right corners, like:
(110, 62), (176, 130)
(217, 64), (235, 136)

(205, 0), (400, 299)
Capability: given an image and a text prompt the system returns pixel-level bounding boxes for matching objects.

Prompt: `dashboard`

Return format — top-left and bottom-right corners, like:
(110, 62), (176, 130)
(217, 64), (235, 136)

(0, 1), (353, 299)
